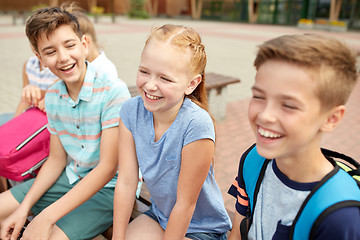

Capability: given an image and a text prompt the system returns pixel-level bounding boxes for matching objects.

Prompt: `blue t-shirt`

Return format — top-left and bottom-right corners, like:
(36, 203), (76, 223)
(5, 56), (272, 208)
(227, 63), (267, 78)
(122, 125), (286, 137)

(120, 96), (232, 234)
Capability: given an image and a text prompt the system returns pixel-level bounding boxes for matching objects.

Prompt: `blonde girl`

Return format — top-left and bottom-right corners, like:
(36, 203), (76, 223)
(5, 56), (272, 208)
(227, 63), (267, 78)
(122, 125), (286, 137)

(113, 24), (231, 240)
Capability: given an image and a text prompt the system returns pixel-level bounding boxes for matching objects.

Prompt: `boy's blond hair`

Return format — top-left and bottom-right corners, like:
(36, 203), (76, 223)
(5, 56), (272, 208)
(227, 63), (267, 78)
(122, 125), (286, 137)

(254, 34), (358, 111)
(25, 7), (82, 53)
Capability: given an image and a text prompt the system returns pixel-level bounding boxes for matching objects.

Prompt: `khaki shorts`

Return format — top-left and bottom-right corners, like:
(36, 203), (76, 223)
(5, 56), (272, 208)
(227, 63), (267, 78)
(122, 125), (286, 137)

(11, 171), (114, 240)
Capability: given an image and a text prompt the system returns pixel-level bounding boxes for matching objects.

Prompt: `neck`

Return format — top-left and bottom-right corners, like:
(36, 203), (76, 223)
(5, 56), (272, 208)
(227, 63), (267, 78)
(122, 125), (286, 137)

(87, 45), (100, 62)
(152, 102), (182, 142)
(276, 145), (334, 183)
(66, 79), (84, 101)
(66, 63), (87, 101)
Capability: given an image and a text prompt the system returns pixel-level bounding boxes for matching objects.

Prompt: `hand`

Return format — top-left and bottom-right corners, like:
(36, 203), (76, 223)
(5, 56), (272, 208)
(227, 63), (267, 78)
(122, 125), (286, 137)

(0, 207), (28, 240)
(22, 85), (42, 107)
(37, 98), (46, 112)
(20, 212), (52, 240)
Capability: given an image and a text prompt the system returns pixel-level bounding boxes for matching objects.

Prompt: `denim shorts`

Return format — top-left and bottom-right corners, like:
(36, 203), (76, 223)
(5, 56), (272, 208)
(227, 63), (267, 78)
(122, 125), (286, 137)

(11, 171), (114, 240)
(144, 205), (228, 240)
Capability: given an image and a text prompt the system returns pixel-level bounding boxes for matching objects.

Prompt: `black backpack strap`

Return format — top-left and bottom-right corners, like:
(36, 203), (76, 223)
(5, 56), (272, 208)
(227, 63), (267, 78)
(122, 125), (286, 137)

(240, 216), (250, 240)
(321, 148), (359, 168)
(321, 148), (360, 186)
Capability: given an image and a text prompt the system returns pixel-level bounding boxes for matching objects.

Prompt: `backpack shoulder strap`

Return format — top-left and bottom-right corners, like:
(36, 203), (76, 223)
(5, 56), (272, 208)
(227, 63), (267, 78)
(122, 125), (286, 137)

(239, 144), (271, 240)
(321, 148), (360, 183)
(240, 144), (270, 214)
(291, 166), (360, 240)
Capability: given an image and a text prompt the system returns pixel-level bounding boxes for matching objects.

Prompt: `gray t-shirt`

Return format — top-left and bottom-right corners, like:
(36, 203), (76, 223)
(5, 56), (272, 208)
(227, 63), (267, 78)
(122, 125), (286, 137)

(248, 160), (315, 240)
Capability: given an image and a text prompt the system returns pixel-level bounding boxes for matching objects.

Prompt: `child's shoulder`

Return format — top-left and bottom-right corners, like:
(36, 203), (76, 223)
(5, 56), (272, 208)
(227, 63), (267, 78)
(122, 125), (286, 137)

(120, 95), (142, 114)
(182, 98), (212, 121)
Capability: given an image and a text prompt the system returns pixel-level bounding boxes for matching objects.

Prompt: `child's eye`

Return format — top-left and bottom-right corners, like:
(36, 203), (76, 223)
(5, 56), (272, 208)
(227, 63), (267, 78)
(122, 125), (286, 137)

(45, 51), (55, 56)
(66, 44), (75, 48)
(139, 69), (149, 75)
(283, 104), (298, 110)
(160, 76), (172, 82)
(252, 94), (264, 100)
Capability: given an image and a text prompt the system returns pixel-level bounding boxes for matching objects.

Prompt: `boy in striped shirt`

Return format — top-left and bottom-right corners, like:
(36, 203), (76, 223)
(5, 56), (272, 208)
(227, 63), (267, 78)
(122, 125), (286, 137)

(0, 7), (130, 240)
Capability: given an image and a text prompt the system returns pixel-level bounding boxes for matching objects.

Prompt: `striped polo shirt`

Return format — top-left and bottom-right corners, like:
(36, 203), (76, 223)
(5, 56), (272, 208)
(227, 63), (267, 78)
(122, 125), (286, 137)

(45, 61), (130, 187)
(26, 56), (59, 90)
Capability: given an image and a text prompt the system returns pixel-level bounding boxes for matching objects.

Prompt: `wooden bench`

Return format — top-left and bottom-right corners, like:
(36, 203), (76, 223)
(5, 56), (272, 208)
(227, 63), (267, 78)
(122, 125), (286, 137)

(127, 72), (240, 121)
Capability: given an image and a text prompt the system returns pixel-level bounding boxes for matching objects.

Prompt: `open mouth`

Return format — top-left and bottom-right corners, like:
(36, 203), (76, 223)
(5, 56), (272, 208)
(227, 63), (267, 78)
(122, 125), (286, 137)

(145, 92), (162, 100)
(60, 63), (75, 72)
(258, 127), (283, 139)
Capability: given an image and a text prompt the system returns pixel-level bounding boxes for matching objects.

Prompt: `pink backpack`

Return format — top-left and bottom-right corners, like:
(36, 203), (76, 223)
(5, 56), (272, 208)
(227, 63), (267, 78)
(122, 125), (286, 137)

(0, 107), (50, 181)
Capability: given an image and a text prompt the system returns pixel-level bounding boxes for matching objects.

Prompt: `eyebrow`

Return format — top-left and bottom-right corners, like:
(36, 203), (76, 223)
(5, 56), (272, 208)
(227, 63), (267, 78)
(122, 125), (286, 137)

(251, 86), (264, 93)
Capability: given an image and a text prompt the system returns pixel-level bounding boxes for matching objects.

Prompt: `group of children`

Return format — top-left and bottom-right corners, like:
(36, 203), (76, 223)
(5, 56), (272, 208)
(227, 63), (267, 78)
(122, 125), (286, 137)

(0, 4), (359, 240)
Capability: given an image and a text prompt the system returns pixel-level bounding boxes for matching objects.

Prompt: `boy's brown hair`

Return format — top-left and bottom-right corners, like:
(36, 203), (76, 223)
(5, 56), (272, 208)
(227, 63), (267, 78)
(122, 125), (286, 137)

(25, 7), (82, 53)
(254, 34), (358, 111)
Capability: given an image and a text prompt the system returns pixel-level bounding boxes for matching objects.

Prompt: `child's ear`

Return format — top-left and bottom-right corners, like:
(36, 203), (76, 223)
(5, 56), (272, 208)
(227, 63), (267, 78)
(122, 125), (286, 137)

(185, 74), (202, 95)
(83, 34), (91, 45)
(321, 105), (345, 132)
(81, 35), (89, 57)
(34, 50), (47, 68)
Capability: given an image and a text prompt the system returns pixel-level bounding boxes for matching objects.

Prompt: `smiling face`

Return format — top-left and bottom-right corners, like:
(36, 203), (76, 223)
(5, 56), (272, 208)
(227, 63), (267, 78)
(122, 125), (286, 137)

(137, 39), (198, 117)
(36, 25), (87, 88)
(248, 60), (330, 162)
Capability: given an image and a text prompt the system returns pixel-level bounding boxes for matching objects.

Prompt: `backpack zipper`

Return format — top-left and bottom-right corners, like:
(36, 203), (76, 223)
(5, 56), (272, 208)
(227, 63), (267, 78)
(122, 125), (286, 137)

(16, 124), (47, 151)
(21, 156), (48, 177)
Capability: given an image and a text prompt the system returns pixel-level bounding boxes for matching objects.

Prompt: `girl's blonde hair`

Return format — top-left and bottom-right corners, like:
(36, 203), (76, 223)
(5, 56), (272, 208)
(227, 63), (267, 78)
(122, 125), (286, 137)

(145, 24), (209, 112)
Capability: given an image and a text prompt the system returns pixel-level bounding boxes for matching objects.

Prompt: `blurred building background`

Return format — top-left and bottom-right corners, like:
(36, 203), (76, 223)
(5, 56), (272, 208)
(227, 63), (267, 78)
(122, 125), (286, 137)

(0, 0), (359, 30)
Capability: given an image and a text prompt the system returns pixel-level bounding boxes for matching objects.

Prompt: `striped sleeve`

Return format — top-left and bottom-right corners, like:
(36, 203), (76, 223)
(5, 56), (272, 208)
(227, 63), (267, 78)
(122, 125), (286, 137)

(101, 82), (130, 130)
(228, 173), (249, 216)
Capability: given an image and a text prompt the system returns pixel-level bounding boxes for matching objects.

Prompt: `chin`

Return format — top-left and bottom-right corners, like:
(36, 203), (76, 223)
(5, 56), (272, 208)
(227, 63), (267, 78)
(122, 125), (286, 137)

(255, 145), (277, 160)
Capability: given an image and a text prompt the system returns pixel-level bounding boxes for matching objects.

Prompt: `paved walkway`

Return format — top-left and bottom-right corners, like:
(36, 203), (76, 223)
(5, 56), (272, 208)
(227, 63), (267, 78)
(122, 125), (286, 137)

(0, 14), (359, 215)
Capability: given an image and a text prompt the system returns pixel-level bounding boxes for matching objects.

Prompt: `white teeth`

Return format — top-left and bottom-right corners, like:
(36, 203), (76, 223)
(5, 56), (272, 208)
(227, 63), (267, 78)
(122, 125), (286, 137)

(61, 64), (73, 70)
(145, 92), (161, 100)
(258, 128), (281, 138)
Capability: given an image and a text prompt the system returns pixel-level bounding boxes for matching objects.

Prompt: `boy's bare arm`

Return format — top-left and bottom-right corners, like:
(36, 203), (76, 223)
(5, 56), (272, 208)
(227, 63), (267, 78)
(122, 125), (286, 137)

(228, 212), (246, 240)
(18, 133), (67, 211)
(37, 126), (119, 224)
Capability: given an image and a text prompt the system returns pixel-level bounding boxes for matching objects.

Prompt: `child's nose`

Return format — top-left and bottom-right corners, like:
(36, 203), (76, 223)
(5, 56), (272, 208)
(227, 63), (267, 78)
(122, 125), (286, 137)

(58, 48), (70, 62)
(258, 104), (277, 123)
(145, 76), (158, 91)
